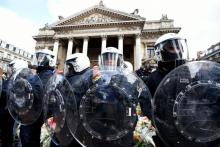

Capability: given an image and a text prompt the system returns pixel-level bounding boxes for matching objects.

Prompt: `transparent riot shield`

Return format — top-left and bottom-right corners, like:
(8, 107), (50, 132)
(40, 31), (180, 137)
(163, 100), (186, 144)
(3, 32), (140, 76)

(7, 68), (44, 125)
(67, 68), (152, 146)
(43, 73), (78, 146)
(153, 61), (220, 147)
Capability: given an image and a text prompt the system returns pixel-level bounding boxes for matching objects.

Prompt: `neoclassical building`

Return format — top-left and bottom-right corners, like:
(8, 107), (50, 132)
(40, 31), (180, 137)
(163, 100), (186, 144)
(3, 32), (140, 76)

(33, 1), (180, 70)
(0, 39), (33, 72)
(197, 42), (220, 61)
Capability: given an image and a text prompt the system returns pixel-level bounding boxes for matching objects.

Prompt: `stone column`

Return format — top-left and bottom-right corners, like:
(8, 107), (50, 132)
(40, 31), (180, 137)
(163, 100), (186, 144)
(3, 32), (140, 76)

(53, 39), (59, 65)
(67, 38), (73, 58)
(83, 37), (89, 55)
(101, 35), (107, 53)
(118, 34), (124, 54)
(144, 42), (148, 59)
(135, 34), (141, 70)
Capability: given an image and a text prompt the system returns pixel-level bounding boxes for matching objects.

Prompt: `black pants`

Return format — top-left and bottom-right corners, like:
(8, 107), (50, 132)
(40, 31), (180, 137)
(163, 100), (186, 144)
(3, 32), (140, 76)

(20, 115), (44, 147)
(152, 135), (167, 147)
(0, 109), (14, 147)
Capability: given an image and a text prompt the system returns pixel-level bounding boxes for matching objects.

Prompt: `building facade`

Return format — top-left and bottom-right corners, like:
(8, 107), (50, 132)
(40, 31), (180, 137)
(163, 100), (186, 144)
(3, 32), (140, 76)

(0, 39), (33, 72)
(33, 2), (180, 70)
(197, 42), (220, 62)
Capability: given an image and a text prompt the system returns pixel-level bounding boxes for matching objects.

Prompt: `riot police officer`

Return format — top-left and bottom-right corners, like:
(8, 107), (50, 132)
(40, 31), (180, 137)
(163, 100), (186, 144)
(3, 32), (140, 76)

(20, 49), (55, 147)
(84, 47), (136, 147)
(64, 53), (93, 104)
(0, 59), (28, 147)
(146, 33), (187, 96)
(145, 33), (188, 146)
(49, 53), (92, 147)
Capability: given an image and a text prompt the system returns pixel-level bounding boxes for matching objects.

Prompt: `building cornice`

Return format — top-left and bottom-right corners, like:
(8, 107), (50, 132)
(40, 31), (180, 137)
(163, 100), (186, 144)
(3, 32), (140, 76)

(33, 35), (54, 40)
(52, 20), (145, 30)
(145, 19), (174, 23)
(142, 27), (181, 34)
(33, 26), (180, 40)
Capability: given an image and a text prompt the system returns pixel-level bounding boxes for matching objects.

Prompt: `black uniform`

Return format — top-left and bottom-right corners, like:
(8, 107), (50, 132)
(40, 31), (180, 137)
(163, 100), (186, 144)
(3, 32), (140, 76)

(135, 67), (151, 83)
(0, 79), (14, 147)
(20, 67), (54, 147)
(144, 61), (185, 147)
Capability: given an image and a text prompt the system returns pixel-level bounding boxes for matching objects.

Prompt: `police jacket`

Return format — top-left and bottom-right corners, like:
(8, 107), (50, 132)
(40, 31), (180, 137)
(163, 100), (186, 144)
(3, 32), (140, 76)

(37, 66), (54, 87)
(0, 79), (9, 115)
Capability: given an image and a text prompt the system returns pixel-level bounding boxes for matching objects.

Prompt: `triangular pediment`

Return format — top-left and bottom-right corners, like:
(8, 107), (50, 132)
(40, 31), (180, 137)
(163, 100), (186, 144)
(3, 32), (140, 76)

(51, 5), (145, 27)
(63, 12), (132, 25)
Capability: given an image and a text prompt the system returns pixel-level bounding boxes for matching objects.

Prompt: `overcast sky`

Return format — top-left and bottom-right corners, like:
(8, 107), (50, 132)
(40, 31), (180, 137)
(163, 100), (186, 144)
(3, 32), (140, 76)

(0, 0), (220, 58)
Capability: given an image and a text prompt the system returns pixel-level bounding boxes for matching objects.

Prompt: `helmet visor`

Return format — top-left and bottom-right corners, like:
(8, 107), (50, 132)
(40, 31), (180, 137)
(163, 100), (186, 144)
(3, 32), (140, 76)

(101, 53), (123, 71)
(7, 65), (13, 77)
(156, 39), (188, 61)
(64, 61), (75, 77)
(32, 53), (50, 67)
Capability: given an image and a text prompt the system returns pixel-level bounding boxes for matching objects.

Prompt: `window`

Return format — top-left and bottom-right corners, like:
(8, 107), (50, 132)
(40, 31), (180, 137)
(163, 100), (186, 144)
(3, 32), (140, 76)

(24, 52), (27, 57)
(1, 41), (6, 48)
(214, 45), (219, 50)
(147, 48), (155, 58)
(3, 63), (7, 71)
(16, 48), (20, 54)
(9, 45), (13, 51)
(7, 53), (11, 59)
(0, 51), (4, 58)
(6, 44), (9, 49)
(20, 50), (23, 55)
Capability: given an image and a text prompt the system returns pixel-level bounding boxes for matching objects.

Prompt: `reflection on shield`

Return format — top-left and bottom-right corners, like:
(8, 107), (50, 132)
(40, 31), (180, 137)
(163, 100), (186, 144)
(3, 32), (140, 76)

(43, 74), (78, 146)
(45, 89), (66, 132)
(7, 68), (44, 125)
(68, 69), (152, 146)
(79, 84), (136, 141)
(173, 80), (220, 143)
(11, 78), (33, 115)
(153, 61), (220, 147)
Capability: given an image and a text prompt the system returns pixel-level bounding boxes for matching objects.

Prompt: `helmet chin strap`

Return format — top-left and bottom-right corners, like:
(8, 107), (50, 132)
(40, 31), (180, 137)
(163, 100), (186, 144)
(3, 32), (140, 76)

(36, 66), (54, 73)
(158, 59), (186, 73)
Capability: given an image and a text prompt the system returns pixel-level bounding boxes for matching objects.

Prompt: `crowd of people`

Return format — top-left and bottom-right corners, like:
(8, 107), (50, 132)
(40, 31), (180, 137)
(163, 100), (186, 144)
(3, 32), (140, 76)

(0, 32), (219, 147)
